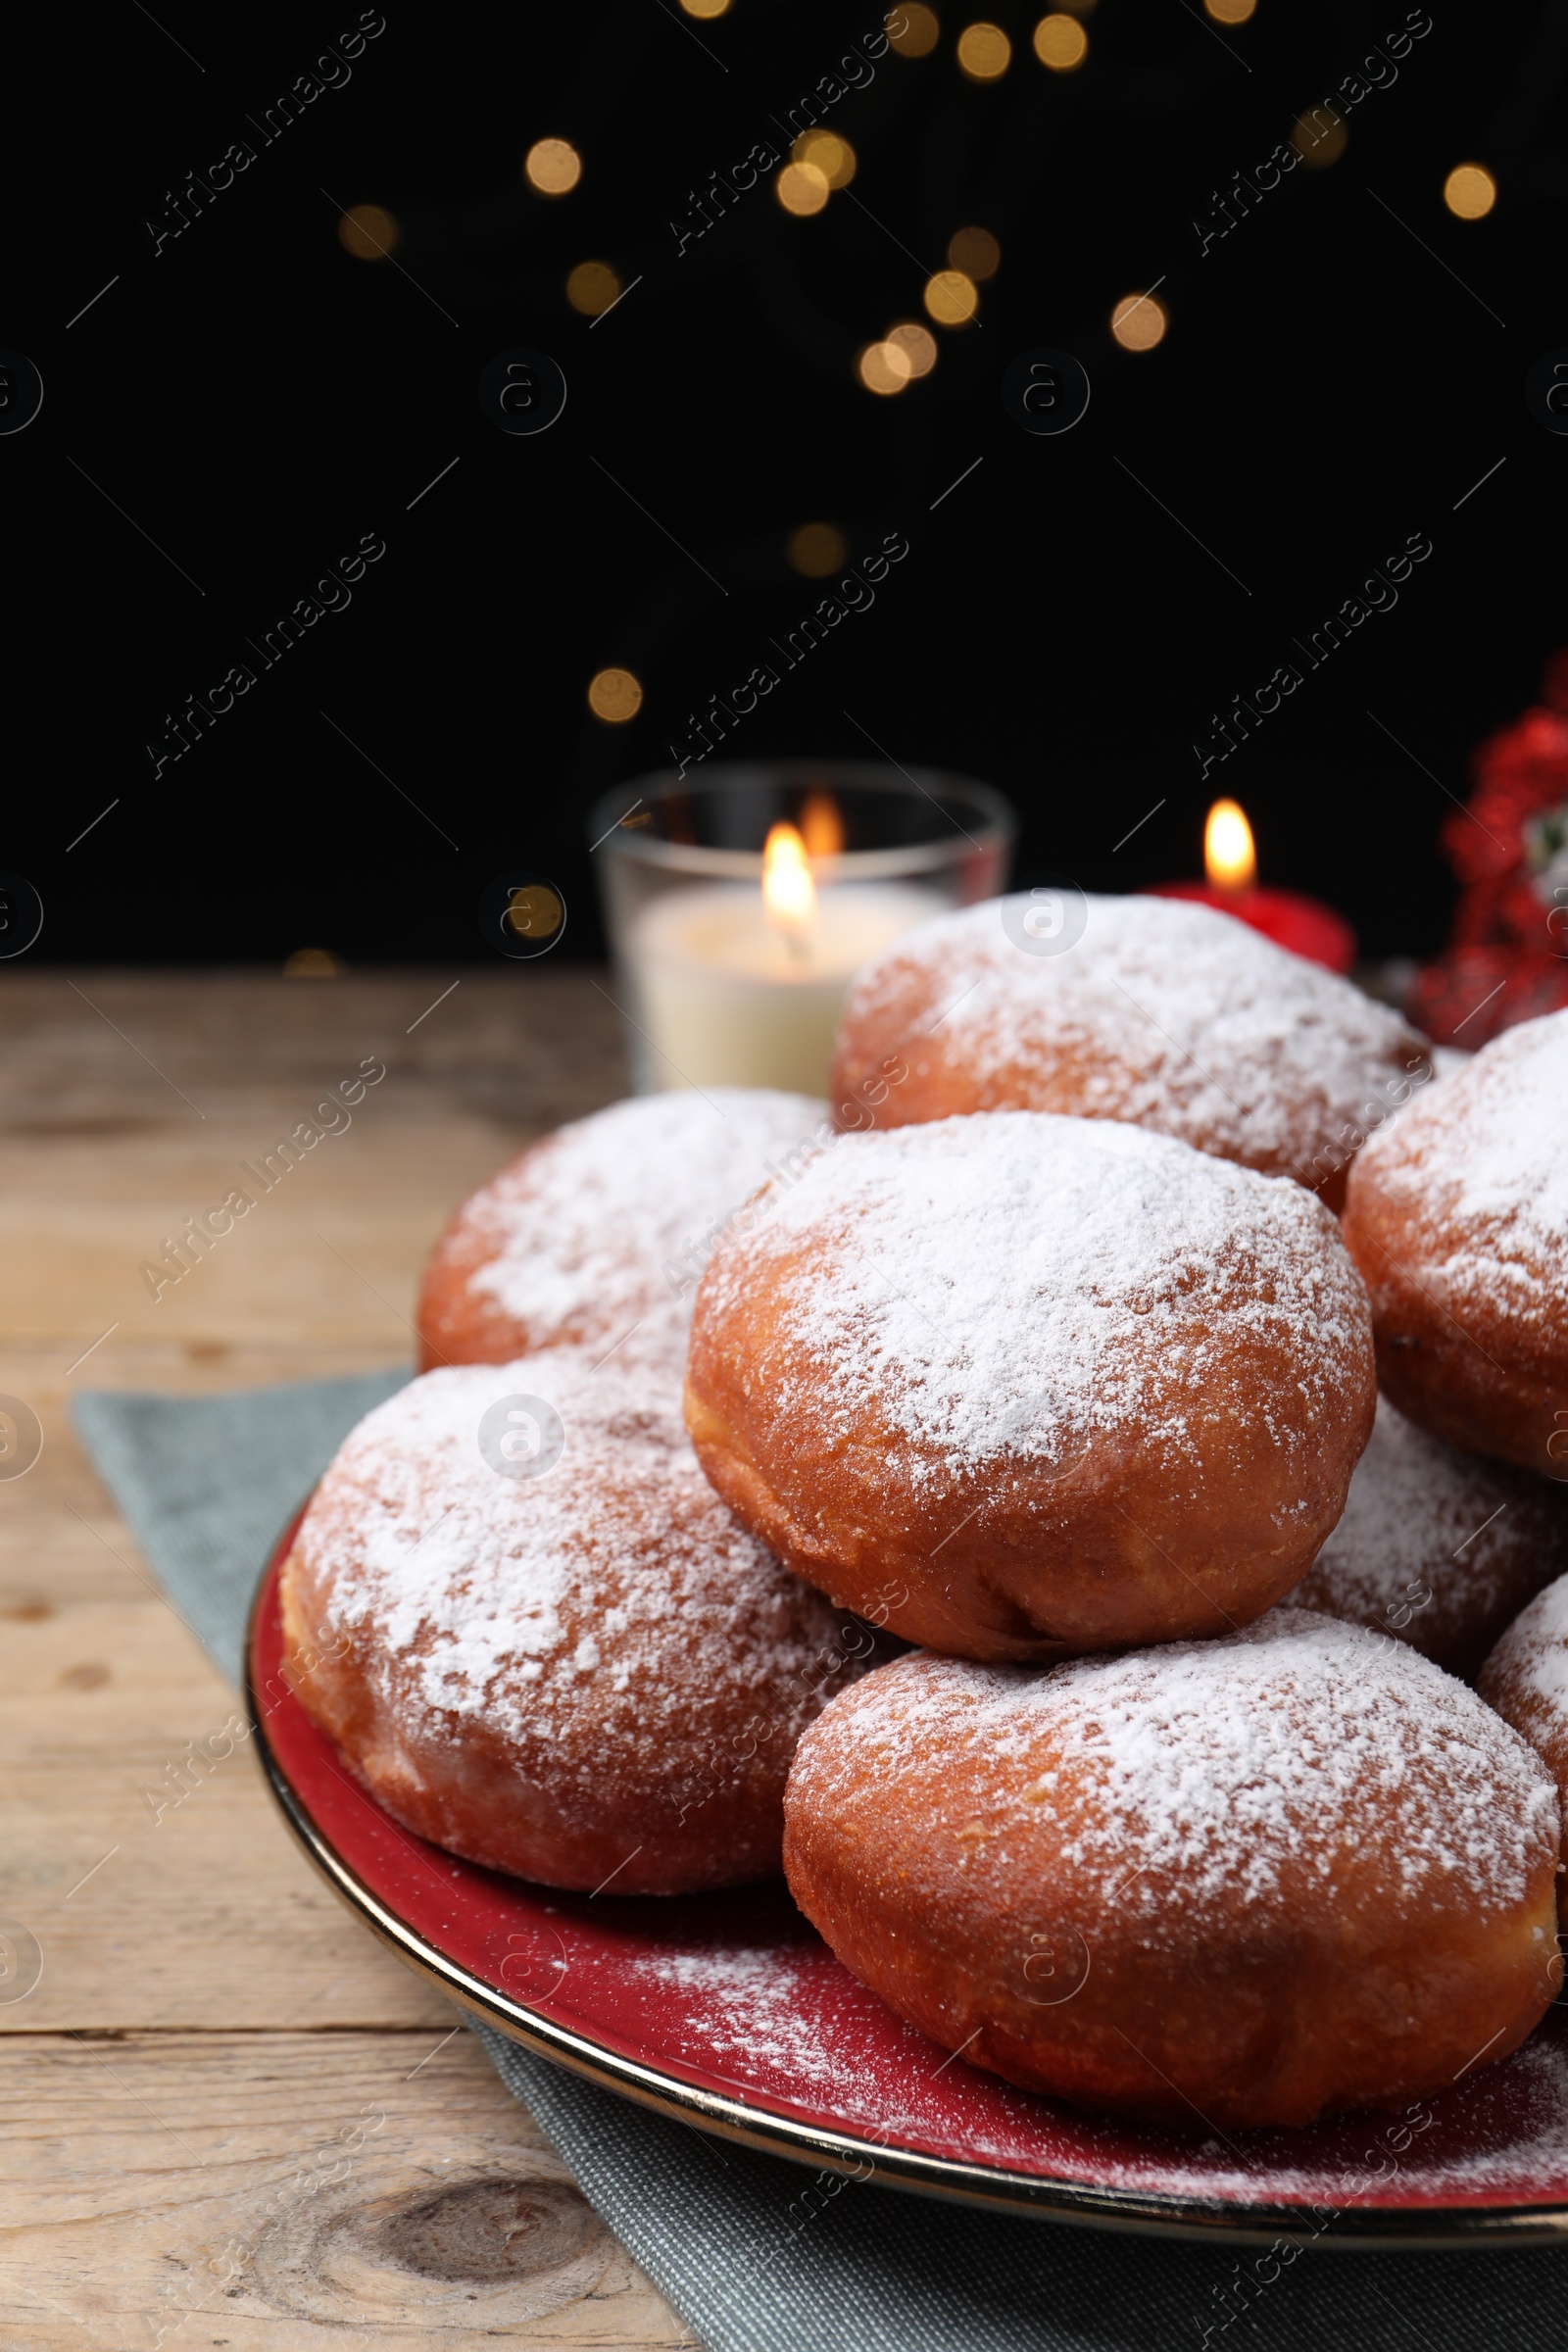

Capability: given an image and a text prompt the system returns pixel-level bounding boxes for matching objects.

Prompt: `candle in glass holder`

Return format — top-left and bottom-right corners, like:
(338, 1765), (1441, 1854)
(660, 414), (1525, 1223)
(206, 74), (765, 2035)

(593, 761), (1015, 1093)
(1147, 799), (1356, 973)
(630, 823), (940, 1094)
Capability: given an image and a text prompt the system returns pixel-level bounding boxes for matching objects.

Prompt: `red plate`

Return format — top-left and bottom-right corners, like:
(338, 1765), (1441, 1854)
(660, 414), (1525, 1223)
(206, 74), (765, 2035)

(250, 1516), (1568, 2246)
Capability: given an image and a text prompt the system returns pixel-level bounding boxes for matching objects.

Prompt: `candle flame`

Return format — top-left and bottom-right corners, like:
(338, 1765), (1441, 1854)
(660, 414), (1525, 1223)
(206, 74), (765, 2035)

(762, 822), (817, 954)
(799, 790), (845, 859)
(1204, 799), (1256, 893)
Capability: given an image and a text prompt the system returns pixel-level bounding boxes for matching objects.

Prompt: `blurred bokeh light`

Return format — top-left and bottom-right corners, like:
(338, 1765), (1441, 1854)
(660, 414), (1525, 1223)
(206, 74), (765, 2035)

(566, 260), (621, 315)
(924, 269), (979, 325)
(948, 225), (1001, 280)
(887, 320), (939, 377)
(1033, 14), (1089, 69)
(888, 6), (941, 57)
(525, 138), (582, 195)
(1292, 109), (1347, 168)
(587, 667), (643, 722)
(858, 340), (914, 394)
(1444, 163), (1496, 219)
(337, 204), (400, 260)
(1110, 290), (1168, 351)
(787, 522), (850, 576)
(957, 23), (1012, 79)
(794, 130), (857, 190)
(777, 161), (831, 217)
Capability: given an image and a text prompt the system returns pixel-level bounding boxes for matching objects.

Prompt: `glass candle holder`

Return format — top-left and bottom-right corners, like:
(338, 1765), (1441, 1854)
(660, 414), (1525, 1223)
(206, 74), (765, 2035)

(589, 760), (1014, 1097)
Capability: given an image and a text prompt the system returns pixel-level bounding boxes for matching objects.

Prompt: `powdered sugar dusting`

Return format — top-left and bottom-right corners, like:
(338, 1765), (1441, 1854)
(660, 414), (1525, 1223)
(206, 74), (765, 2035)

(841, 892), (1429, 1182)
(637, 1945), (853, 2090)
(463, 1090), (827, 1360)
(1354, 1006), (1568, 1321)
(795, 1616), (1558, 1920)
(1510, 1579), (1568, 1710)
(1483, 1574), (1568, 1729)
(1287, 1396), (1568, 1667)
(610, 1930), (1568, 2196)
(295, 1355), (855, 1757)
(699, 1111), (1370, 1480)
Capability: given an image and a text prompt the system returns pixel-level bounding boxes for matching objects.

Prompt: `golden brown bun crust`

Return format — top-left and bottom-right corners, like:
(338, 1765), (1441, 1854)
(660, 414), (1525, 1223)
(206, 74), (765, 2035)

(280, 1356), (873, 1894)
(1286, 1396), (1568, 1681)
(414, 1089), (828, 1375)
(416, 1200), (540, 1372)
(785, 1627), (1561, 2130)
(1479, 1573), (1568, 1810)
(685, 1113), (1375, 1663)
(1343, 1009), (1568, 1476)
(828, 893), (1433, 1213)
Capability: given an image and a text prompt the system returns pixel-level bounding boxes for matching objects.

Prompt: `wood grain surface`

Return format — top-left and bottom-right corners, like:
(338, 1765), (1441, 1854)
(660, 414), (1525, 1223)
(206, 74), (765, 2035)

(0, 969), (695, 2346)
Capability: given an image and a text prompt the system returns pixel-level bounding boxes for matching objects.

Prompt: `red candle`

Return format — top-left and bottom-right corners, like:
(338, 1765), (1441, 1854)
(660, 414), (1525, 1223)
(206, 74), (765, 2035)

(1145, 800), (1356, 974)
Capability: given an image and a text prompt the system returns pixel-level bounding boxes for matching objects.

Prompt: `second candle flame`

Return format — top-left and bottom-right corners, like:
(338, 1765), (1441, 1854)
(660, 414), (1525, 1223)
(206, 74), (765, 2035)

(762, 822), (817, 960)
(1204, 799), (1257, 894)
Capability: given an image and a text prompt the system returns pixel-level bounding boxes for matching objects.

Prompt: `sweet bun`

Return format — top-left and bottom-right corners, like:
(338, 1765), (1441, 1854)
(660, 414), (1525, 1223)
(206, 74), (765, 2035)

(1342, 1007), (1568, 1476)
(828, 892), (1433, 1210)
(1479, 1575), (1568, 1810)
(784, 1618), (1561, 2129)
(1287, 1396), (1568, 1679)
(279, 1354), (870, 1893)
(685, 1111), (1375, 1662)
(416, 1088), (826, 1375)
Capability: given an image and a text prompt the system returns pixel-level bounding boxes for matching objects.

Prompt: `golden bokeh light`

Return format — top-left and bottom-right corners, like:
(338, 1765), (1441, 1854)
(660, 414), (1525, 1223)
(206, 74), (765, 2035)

(787, 523), (850, 577)
(282, 948), (344, 977)
(887, 320), (939, 376)
(1444, 163), (1496, 220)
(525, 138), (582, 195)
(680, 0), (731, 15)
(777, 161), (830, 217)
(794, 129), (858, 189)
(587, 667), (643, 723)
(1110, 289), (1168, 351)
(1033, 14), (1088, 69)
(1291, 109), (1347, 169)
(1203, 0), (1255, 21)
(923, 269), (979, 326)
(858, 340), (914, 395)
(337, 204), (400, 260)
(565, 260), (621, 316)
(948, 225), (1001, 280)
(888, 5), (941, 55)
(957, 22), (1012, 78)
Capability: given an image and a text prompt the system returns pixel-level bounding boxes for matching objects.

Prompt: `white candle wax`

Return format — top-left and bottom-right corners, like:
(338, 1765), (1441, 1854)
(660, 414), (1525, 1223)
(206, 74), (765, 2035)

(628, 879), (942, 1095)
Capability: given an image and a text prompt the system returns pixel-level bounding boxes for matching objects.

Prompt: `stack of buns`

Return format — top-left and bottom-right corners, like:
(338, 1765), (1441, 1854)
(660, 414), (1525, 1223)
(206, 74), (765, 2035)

(280, 894), (1568, 2132)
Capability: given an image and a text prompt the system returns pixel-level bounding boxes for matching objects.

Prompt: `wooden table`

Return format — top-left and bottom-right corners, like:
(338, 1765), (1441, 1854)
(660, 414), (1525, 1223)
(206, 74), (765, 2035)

(0, 970), (694, 2347)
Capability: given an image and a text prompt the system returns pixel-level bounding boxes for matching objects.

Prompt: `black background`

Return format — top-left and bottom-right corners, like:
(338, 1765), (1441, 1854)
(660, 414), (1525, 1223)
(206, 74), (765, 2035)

(7, 0), (1563, 964)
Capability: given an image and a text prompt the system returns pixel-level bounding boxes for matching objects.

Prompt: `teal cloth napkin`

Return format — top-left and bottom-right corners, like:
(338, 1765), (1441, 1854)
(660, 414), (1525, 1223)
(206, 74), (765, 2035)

(74, 1374), (1568, 2352)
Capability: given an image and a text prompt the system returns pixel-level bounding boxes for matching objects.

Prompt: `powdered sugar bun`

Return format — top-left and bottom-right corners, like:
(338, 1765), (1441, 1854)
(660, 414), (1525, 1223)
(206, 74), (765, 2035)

(784, 1618), (1561, 2129)
(416, 1088), (828, 1376)
(685, 1110), (1375, 1662)
(829, 892), (1433, 1210)
(1287, 1396), (1568, 1679)
(1343, 1007), (1568, 1475)
(279, 1355), (872, 1894)
(1480, 1574), (1568, 1813)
